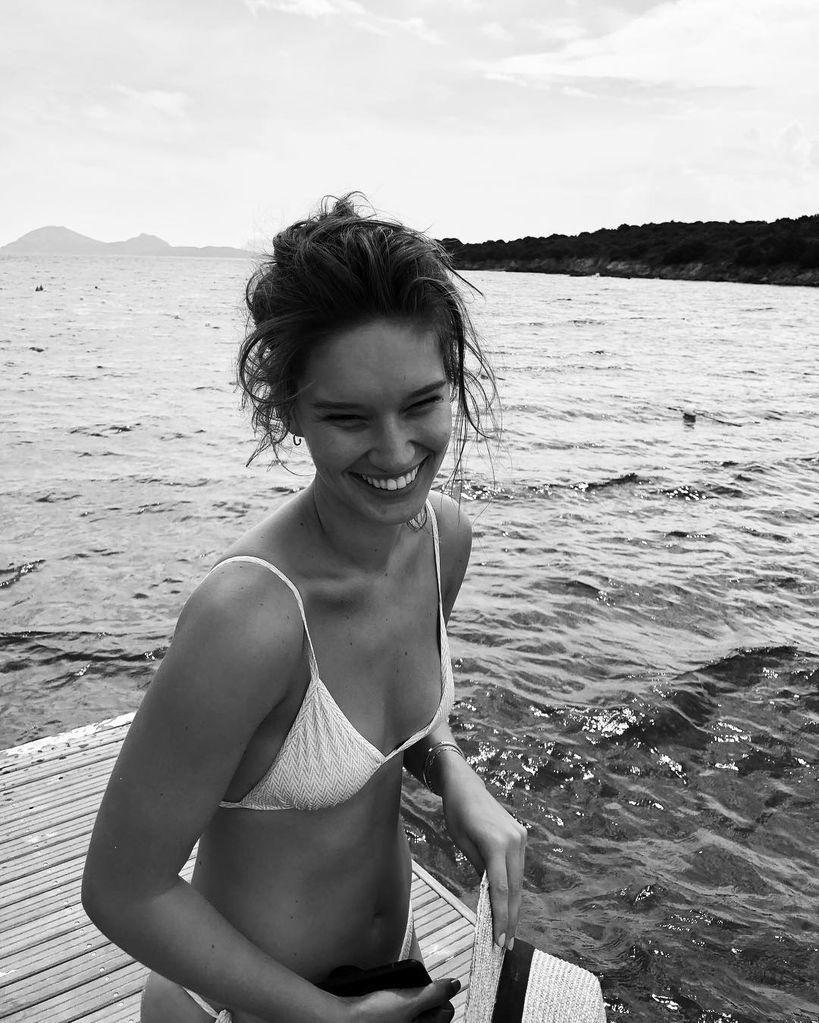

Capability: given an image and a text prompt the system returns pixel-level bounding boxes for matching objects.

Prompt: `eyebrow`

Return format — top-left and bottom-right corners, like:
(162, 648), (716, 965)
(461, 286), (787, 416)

(310, 379), (449, 411)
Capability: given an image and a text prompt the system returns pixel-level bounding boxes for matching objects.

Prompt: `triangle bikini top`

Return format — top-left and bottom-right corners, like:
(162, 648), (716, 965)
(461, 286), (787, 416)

(212, 501), (454, 812)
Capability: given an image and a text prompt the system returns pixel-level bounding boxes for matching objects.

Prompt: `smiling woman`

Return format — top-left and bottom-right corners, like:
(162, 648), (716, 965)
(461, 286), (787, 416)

(81, 193), (523, 1023)
(293, 319), (453, 525)
(238, 193), (497, 486)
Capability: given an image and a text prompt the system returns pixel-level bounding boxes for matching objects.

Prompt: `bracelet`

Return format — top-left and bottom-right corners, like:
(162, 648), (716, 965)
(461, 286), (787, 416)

(422, 741), (466, 793)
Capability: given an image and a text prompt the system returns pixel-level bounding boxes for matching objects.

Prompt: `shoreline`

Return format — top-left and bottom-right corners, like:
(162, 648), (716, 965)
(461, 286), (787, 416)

(458, 257), (819, 288)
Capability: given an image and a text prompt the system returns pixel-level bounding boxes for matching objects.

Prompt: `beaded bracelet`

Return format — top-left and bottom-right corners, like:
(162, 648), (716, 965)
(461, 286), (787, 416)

(422, 740), (466, 793)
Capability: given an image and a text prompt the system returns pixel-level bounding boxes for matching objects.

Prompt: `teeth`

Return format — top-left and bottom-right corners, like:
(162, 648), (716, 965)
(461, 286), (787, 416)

(359, 464), (421, 491)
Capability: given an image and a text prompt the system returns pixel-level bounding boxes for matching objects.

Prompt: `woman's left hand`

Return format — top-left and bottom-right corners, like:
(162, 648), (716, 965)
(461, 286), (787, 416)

(440, 762), (527, 950)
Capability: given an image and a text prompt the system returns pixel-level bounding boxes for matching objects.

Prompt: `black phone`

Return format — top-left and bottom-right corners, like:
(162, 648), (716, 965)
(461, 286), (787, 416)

(320, 958), (433, 997)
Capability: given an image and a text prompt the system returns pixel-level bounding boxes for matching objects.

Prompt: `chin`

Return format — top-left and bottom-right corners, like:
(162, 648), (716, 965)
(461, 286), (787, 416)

(347, 468), (435, 523)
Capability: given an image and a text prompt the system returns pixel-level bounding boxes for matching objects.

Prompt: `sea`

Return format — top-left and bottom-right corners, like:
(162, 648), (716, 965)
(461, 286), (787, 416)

(2, 256), (818, 1022)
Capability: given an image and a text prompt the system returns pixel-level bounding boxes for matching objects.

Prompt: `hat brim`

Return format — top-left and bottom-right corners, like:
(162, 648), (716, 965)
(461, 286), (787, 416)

(464, 874), (607, 1023)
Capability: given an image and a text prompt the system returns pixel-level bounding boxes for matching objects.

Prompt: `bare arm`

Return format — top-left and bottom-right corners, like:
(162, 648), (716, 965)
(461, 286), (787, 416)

(403, 491), (473, 780)
(405, 493), (527, 951)
(82, 564), (345, 1021)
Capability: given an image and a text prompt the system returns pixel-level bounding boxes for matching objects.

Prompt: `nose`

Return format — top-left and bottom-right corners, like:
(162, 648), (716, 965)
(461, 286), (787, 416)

(368, 416), (415, 473)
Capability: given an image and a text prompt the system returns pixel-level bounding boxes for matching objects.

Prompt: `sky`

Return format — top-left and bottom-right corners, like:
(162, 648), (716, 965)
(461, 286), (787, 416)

(2, 0), (817, 248)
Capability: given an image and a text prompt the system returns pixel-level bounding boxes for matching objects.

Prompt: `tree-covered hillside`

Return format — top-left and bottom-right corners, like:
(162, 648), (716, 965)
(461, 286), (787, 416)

(440, 214), (819, 287)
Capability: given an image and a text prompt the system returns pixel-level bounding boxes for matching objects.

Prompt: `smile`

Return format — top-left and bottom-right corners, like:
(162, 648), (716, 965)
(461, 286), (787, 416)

(355, 462), (422, 492)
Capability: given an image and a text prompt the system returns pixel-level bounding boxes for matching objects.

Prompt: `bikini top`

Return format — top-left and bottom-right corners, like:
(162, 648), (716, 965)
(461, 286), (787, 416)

(214, 502), (454, 812)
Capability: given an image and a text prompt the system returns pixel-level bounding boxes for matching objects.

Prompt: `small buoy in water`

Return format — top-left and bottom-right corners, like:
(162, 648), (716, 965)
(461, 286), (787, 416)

(35, 284), (44, 292)
(683, 411), (696, 426)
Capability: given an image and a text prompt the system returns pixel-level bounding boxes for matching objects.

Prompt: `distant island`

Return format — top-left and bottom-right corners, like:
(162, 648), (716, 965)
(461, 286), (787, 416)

(0, 226), (253, 259)
(4, 216), (818, 286)
(441, 214), (819, 288)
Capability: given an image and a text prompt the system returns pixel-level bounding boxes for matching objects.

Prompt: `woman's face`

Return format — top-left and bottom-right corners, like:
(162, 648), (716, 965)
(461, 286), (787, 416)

(292, 318), (453, 526)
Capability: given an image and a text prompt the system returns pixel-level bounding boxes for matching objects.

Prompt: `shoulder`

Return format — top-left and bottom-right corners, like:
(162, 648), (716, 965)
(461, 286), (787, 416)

(428, 490), (472, 550)
(185, 556), (304, 628)
(426, 492), (472, 618)
(181, 557), (306, 663)
(158, 558), (307, 726)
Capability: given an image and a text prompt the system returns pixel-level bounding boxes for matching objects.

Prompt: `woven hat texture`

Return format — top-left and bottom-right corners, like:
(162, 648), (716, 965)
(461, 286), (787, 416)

(464, 874), (607, 1023)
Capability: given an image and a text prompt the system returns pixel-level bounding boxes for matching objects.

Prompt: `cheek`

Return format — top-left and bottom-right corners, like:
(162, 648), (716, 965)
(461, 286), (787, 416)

(426, 405), (453, 449)
(310, 433), (356, 464)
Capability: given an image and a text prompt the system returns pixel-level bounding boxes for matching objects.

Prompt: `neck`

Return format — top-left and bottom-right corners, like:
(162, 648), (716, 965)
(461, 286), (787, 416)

(303, 481), (418, 575)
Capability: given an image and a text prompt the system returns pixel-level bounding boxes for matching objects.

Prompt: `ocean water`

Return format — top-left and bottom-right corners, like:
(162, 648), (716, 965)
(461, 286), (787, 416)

(2, 256), (818, 1022)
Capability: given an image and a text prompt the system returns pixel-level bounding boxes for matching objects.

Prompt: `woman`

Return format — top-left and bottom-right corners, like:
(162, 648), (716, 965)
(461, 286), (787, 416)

(82, 195), (527, 1022)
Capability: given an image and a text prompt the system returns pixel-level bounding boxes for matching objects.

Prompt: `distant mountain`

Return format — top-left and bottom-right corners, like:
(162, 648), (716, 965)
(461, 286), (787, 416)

(0, 225), (253, 258)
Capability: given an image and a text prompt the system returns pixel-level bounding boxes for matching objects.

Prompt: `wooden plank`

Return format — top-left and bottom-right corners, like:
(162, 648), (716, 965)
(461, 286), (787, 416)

(0, 718), (477, 1023)
(1, 960), (145, 1023)
(1, 759), (115, 827)
(0, 919), (111, 991)
(1, 857), (196, 937)
(413, 861), (476, 924)
(3, 903), (90, 959)
(421, 920), (474, 961)
(1, 832), (93, 886)
(2, 795), (105, 848)
(0, 854), (86, 911)
(0, 815), (97, 878)
(4, 941), (130, 1007)
(0, 716), (133, 775)
(68, 997), (142, 1023)
(416, 895), (460, 926)
(0, 740), (122, 792)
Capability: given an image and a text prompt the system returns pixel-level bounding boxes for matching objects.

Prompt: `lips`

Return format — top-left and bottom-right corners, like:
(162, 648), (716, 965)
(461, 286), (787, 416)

(354, 461), (423, 492)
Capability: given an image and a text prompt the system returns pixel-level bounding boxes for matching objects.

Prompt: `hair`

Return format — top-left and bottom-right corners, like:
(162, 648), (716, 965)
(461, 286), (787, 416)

(237, 192), (498, 487)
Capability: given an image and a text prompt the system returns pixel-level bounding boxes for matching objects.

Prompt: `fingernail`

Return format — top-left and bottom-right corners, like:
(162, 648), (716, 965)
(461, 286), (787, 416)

(507, 937), (515, 951)
(450, 979), (461, 994)
(497, 932), (506, 948)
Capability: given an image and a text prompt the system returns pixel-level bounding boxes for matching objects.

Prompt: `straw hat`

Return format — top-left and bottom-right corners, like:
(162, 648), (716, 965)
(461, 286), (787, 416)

(464, 875), (607, 1023)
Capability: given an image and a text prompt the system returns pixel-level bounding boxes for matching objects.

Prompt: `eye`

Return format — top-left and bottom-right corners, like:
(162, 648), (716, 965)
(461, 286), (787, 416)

(408, 396), (443, 412)
(325, 413), (366, 426)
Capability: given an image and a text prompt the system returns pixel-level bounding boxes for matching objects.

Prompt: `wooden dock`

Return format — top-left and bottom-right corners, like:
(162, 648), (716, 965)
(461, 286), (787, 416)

(0, 715), (476, 1022)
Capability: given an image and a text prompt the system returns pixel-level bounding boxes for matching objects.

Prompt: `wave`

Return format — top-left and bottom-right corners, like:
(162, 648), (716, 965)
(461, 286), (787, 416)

(0, 628), (166, 667)
(538, 646), (819, 762)
(68, 423), (140, 436)
(0, 560), (44, 588)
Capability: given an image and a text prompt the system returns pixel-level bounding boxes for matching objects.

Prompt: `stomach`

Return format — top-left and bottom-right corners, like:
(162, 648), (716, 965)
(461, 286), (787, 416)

(190, 760), (411, 981)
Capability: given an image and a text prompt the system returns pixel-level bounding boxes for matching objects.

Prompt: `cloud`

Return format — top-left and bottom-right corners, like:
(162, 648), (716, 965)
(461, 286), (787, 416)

(477, 21), (512, 43)
(527, 16), (588, 46)
(359, 15), (441, 44)
(246, 0), (365, 16)
(112, 86), (190, 118)
(243, 0), (440, 43)
(480, 0), (819, 93)
(777, 121), (818, 170)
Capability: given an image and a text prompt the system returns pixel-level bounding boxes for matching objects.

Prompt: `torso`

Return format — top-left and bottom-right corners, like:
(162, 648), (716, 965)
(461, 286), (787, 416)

(189, 493), (450, 1004)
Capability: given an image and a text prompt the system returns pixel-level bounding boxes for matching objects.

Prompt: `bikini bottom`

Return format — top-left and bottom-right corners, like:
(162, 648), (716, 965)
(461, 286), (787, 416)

(182, 902), (415, 1022)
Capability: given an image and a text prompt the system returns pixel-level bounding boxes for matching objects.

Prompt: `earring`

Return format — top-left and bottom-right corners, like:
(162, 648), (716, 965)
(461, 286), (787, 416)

(293, 435), (302, 447)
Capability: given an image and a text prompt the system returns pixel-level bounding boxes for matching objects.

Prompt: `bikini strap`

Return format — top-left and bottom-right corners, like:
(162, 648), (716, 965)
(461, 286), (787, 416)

(426, 499), (444, 607)
(209, 556), (319, 678)
(212, 506), (441, 670)
(183, 989), (231, 1022)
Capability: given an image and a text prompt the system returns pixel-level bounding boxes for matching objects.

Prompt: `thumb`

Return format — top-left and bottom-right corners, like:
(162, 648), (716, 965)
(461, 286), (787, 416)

(410, 977), (460, 1015)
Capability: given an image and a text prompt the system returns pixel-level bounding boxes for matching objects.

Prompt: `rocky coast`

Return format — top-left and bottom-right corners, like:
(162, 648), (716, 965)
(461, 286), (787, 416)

(443, 214), (819, 288)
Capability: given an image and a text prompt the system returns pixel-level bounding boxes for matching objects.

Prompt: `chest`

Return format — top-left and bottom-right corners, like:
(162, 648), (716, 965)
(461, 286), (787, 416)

(305, 563), (443, 755)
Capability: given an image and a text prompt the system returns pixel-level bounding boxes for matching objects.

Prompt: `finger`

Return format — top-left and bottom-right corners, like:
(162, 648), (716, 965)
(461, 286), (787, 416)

(506, 825), (527, 945)
(485, 858), (511, 949)
(410, 978), (460, 1017)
